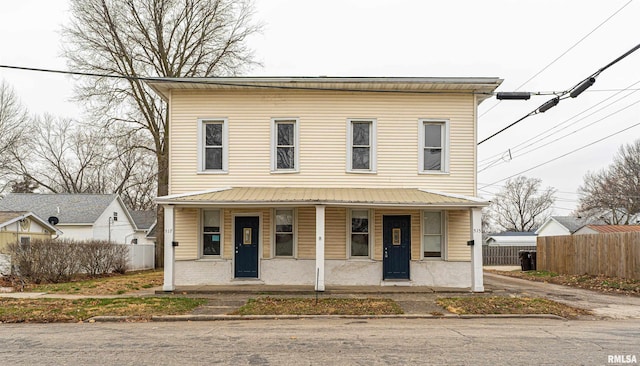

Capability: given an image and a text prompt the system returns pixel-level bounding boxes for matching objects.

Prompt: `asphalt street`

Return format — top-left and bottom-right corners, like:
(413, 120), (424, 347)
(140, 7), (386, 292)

(0, 318), (638, 365)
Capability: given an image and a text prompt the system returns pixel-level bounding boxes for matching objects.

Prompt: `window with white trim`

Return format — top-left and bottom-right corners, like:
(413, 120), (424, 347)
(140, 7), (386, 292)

(271, 119), (299, 172)
(202, 210), (221, 256)
(350, 209), (370, 257)
(274, 209), (294, 256)
(423, 211), (443, 258)
(419, 119), (449, 173)
(348, 119), (376, 172)
(199, 119), (228, 172)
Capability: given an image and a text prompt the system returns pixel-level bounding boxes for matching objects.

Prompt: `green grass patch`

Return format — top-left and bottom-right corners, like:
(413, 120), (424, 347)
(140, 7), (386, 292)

(231, 297), (403, 316)
(26, 270), (163, 296)
(437, 296), (591, 319)
(0, 297), (206, 323)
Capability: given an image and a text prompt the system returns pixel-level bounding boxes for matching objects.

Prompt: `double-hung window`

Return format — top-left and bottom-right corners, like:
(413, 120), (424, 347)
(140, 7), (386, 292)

(350, 209), (370, 257)
(419, 119), (449, 173)
(199, 119), (228, 172)
(271, 119), (299, 172)
(274, 209), (294, 256)
(347, 119), (376, 172)
(202, 210), (222, 256)
(423, 211), (444, 258)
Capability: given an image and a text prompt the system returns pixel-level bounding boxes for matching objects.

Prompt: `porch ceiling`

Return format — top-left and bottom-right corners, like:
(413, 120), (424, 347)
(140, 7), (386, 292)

(156, 187), (488, 208)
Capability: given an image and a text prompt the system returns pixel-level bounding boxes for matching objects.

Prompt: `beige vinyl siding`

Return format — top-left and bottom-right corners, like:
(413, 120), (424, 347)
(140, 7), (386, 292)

(373, 209), (421, 261)
(169, 89), (476, 195)
(222, 208), (271, 260)
(0, 232), (53, 252)
(174, 208), (199, 260)
(325, 207), (347, 259)
(447, 210), (471, 261)
(296, 207), (315, 259)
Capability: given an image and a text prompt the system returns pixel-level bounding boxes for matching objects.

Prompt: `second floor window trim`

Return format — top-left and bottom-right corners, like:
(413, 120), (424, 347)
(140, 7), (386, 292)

(419, 119), (450, 174)
(198, 118), (229, 173)
(271, 118), (299, 173)
(347, 119), (377, 173)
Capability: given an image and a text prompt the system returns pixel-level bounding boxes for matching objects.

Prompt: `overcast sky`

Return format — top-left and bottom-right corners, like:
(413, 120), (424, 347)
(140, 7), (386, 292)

(1, 0), (639, 214)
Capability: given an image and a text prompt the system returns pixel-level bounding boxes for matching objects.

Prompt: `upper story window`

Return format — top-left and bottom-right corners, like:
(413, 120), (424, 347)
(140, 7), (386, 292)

(198, 119), (228, 173)
(423, 211), (444, 259)
(271, 118), (299, 172)
(347, 119), (377, 172)
(419, 119), (449, 173)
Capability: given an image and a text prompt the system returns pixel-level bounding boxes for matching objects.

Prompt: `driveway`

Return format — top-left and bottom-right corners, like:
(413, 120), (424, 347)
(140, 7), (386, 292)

(484, 272), (640, 319)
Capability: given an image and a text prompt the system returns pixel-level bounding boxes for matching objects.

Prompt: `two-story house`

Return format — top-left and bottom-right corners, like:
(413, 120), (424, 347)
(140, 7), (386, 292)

(148, 77), (501, 292)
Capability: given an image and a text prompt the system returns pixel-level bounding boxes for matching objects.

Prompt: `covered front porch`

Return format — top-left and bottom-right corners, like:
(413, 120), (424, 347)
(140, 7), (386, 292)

(158, 187), (486, 292)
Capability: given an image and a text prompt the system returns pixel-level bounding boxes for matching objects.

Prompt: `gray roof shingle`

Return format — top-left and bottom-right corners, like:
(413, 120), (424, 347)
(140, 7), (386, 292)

(130, 210), (156, 230)
(0, 193), (117, 225)
(551, 216), (597, 233)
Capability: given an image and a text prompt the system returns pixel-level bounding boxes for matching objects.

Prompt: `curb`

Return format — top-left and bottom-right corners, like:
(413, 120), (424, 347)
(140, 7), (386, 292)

(88, 313), (566, 322)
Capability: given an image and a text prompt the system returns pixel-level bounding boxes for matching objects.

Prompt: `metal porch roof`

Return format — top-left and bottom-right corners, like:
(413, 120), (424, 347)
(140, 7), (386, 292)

(157, 187), (487, 208)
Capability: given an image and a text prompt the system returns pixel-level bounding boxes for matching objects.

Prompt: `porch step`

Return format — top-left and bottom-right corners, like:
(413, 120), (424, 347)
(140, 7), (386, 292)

(381, 280), (413, 287)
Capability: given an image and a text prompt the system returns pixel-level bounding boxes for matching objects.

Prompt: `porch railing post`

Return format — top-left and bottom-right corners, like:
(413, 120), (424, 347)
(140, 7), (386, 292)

(315, 205), (325, 291)
(470, 207), (484, 292)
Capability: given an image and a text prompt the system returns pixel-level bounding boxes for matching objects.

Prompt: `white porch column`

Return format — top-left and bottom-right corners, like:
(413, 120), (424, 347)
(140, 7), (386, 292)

(315, 205), (325, 291)
(470, 207), (484, 292)
(163, 205), (175, 292)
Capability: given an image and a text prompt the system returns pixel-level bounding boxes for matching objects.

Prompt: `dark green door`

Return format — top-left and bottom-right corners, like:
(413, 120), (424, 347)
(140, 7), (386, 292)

(235, 216), (259, 278)
(383, 215), (411, 280)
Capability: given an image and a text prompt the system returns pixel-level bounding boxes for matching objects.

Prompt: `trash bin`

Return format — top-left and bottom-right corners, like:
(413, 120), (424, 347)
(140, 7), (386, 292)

(519, 250), (532, 271)
(530, 250), (537, 271)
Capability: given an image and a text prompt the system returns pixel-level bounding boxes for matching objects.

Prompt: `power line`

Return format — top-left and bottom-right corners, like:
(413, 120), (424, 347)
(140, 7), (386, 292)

(479, 119), (640, 189)
(0, 64), (494, 96)
(479, 95), (640, 172)
(478, 0), (634, 118)
(478, 42), (640, 146)
(479, 79), (640, 167)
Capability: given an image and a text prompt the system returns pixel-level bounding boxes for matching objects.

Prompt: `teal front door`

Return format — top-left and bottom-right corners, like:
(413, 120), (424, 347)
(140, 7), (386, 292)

(383, 215), (411, 280)
(235, 216), (259, 278)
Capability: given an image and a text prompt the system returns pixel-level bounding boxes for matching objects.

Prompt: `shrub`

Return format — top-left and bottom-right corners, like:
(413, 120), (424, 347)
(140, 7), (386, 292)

(7, 239), (129, 284)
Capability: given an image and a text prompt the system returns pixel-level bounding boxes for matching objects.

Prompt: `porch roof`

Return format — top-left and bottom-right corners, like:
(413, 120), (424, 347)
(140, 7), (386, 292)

(156, 187), (488, 208)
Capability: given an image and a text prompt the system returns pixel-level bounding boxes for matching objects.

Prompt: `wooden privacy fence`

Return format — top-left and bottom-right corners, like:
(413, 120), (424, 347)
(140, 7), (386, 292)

(482, 245), (536, 266)
(537, 232), (640, 280)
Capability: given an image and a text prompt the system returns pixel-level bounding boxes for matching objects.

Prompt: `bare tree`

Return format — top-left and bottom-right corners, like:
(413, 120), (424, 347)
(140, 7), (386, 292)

(62, 0), (262, 266)
(11, 115), (157, 209)
(577, 139), (640, 224)
(0, 80), (30, 193)
(488, 176), (556, 232)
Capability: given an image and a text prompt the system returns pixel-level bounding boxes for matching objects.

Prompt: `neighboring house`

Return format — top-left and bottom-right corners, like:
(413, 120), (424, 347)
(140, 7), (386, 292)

(147, 76), (502, 292)
(129, 210), (157, 245)
(574, 225), (640, 235)
(536, 216), (594, 237)
(0, 211), (61, 275)
(485, 232), (537, 246)
(0, 194), (136, 244)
